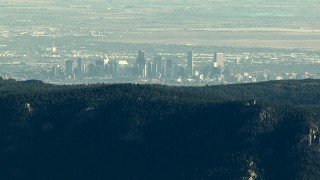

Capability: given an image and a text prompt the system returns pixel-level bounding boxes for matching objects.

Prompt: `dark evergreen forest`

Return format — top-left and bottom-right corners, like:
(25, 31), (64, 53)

(1, 78), (320, 179)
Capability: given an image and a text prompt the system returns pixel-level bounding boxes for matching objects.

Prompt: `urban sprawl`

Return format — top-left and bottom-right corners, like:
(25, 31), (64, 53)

(0, 43), (320, 85)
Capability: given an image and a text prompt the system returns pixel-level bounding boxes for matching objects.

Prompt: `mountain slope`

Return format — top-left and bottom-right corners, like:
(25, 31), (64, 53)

(0, 79), (320, 179)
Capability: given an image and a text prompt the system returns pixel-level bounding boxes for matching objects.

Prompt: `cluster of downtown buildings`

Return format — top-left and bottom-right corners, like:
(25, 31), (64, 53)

(1, 42), (320, 86)
(56, 50), (226, 85)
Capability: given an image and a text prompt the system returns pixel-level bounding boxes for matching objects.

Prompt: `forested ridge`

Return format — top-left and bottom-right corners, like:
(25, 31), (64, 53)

(1, 78), (320, 179)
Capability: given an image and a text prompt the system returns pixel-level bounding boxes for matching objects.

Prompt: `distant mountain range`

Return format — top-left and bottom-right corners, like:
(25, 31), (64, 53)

(1, 79), (320, 179)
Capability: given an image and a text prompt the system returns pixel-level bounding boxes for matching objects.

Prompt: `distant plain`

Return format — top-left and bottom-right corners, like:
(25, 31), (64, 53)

(1, 0), (320, 50)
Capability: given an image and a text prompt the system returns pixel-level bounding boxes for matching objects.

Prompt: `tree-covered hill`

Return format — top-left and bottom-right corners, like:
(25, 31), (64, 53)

(1, 79), (320, 179)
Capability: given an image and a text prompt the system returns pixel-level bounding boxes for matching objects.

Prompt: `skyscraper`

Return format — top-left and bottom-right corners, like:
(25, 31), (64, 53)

(76, 58), (84, 79)
(212, 52), (224, 76)
(136, 50), (146, 76)
(136, 50), (146, 67)
(106, 60), (119, 78)
(166, 59), (174, 79)
(147, 62), (154, 79)
(96, 59), (105, 68)
(96, 59), (105, 76)
(51, 65), (58, 80)
(87, 63), (95, 77)
(65, 60), (73, 78)
(214, 52), (224, 68)
(187, 51), (193, 76)
(154, 55), (162, 75)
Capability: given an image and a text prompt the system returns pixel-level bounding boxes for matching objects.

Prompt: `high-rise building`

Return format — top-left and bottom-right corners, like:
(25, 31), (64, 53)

(154, 55), (162, 75)
(136, 50), (146, 76)
(75, 58), (84, 79)
(147, 62), (154, 79)
(50, 65), (63, 80)
(96, 59), (105, 76)
(51, 65), (58, 80)
(166, 59), (174, 79)
(65, 60), (74, 78)
(177, 65), (186, 78)
(187, 51), (193, 76)
(108, 61), (119, 78)
(214, 52), (224, 67)
(136, 50), (146, 67)
(88, 63), (95, 77)
(96, 59), (105, 68)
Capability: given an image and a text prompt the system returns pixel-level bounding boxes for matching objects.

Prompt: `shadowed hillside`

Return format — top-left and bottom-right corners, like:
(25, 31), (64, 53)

(1, 79), (320, 179)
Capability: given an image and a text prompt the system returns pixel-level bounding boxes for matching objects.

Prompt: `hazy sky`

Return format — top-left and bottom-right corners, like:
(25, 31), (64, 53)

(1, 0), (320, 49)
(1, 0), (319, 29)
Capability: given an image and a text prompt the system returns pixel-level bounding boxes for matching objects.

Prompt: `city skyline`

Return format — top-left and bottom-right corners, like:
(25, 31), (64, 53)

(13, 45), (313, 86)
(0, 0), (319, 85)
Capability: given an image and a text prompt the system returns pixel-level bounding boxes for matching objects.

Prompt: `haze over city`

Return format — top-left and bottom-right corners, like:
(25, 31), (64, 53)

(0, 0), (320, 85)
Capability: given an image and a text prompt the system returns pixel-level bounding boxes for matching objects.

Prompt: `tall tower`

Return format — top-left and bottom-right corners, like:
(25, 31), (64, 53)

(214, 52), (224, 68)
(76, 58), (84, 78)
(109, 61), (119, 78)
(147, 62), (154, 79)
(87, 63), (95, 77)
(187, 51), (193, 76)
(65, 60), (74, 78)
(136, 50), (146, 76)
(212, 52), (224, 76)
(136, 50), (146, 67)
(166, 59), (174, 79)
(96, 58), (105, 76)
(154, 55), (162, 75)
(51, 65), (58, 80)
(96, 59), (105, 68)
